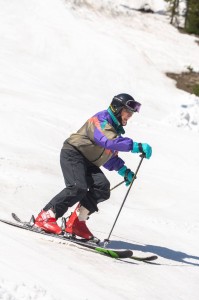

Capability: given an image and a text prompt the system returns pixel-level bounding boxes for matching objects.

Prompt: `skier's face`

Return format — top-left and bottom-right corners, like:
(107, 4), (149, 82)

(120, 108), (133, 126)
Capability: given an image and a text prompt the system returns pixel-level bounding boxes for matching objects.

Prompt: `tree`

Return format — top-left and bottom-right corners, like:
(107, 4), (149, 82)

(165, 0), (180, 25)
(165, 0), (199, 35)
(184, 0), (199, 35)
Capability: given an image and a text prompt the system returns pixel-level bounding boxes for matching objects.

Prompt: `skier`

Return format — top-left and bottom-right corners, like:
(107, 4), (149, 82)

(34, 93), (152, 240)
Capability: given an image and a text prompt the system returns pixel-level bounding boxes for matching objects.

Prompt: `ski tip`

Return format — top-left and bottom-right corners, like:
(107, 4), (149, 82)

(11, 213), (21, 222)
(131, 255), (158, 262)
(144, 255), (158, 261)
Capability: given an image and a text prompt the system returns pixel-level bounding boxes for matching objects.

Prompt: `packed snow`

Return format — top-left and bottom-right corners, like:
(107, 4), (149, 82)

(0, 0), (199, 299)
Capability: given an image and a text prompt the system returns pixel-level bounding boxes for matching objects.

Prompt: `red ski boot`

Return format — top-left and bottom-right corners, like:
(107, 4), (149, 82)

(65, 205), (94, 240)
(34, 210), (62, 234)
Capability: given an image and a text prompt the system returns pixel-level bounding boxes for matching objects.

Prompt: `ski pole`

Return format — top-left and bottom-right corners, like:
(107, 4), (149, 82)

(110, 180), (125, 191)
(104, 154), (145, 246)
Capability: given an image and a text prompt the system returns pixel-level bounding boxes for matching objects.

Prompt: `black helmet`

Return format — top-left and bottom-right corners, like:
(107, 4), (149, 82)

(109, 93), (141, 116)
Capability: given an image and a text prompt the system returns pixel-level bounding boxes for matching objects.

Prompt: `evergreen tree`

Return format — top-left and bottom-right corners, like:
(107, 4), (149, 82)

(184, 0), (199, 35)
(165, 0), (199, 35)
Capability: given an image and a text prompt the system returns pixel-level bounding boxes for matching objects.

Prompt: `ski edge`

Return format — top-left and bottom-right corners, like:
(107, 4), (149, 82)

(130, 255), (158, 262)
(1, 214), (157, 261)
(2, 214), (133, 259)
(95, 247), (133, 259)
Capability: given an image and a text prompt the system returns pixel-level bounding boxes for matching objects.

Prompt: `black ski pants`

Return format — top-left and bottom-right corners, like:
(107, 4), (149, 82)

(43, 148), (110, 218)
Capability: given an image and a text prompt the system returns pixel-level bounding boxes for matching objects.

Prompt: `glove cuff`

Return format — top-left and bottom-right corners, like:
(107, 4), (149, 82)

(132, 142), (139, 153)
(118, 165), (127, 177)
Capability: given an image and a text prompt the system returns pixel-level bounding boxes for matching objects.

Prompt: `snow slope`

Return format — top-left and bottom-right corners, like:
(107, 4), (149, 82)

(0, 0), (199, 299)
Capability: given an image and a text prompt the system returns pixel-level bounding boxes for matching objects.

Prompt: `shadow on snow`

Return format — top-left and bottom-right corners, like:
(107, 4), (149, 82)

(106, 240), (199, 266)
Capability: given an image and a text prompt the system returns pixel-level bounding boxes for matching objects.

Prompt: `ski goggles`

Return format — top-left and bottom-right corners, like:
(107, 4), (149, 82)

(114, 97), (141, 113)
(125, 100), (141, 113)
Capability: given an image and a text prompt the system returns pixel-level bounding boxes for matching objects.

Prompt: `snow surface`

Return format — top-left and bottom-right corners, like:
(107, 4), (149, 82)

(0, 0), (199, 299)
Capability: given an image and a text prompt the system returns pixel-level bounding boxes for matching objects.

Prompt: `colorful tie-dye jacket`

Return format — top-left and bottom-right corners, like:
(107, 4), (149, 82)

(63, 108), (133, 171)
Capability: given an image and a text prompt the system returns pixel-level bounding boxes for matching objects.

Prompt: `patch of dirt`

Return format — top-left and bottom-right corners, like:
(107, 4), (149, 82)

(166, 71), (199, 95)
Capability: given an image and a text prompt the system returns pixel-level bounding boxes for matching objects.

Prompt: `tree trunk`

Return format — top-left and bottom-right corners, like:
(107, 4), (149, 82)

(170, 0), (179, 25)
(184, 0), (190, 29)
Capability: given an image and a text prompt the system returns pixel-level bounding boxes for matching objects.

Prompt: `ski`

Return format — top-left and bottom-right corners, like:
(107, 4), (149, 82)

(0, 214), (158, 262)
(0, 214), (133, 259)
(130, 255), (158, 262)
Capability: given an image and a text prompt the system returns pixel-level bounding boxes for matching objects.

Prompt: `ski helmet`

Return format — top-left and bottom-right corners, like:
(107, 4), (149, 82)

(109, 93), (141, 116)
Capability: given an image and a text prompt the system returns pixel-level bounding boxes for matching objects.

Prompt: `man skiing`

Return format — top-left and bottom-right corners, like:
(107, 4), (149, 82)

(35, 93), (152, 240)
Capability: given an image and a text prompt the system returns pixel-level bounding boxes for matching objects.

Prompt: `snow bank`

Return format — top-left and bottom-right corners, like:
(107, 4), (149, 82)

(0, 279), (55, 300)
(66, 0), (167, 14)
(166, 95), (199, 132)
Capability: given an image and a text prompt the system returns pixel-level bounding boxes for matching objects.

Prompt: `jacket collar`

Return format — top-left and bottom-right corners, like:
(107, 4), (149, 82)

(107, 108), (125, 135)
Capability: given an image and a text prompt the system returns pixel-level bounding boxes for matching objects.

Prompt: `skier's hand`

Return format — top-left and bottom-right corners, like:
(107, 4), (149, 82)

(131, 142), (152, 159)
(118, 165), (136, 186)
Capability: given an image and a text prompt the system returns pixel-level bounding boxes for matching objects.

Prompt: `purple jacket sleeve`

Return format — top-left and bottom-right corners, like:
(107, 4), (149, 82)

(103, 155), (125, 171)
(94, 128), (133, 152)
